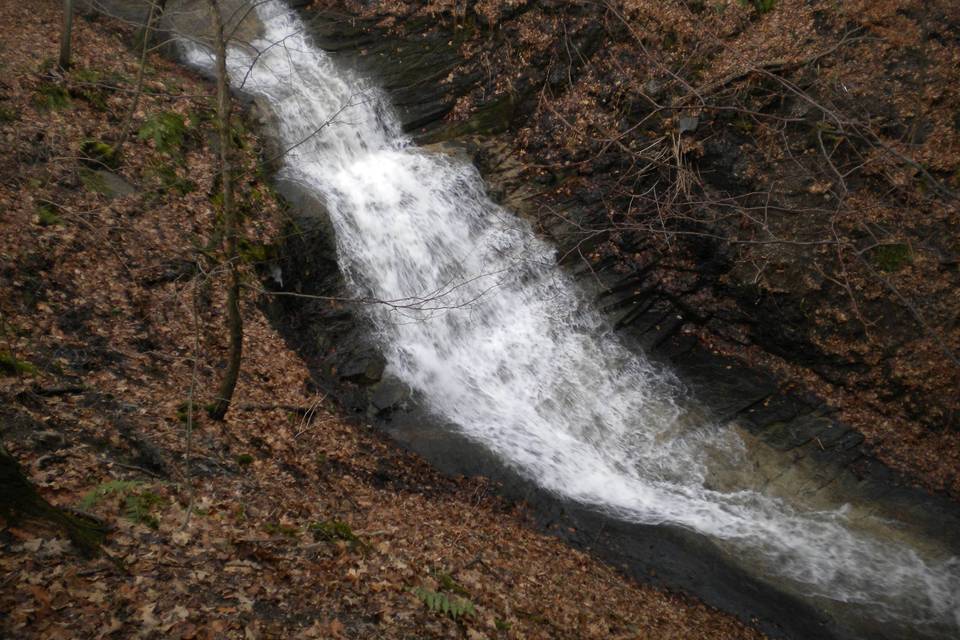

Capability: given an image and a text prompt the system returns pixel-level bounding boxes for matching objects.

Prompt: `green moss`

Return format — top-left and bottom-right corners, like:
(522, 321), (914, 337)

(431, 94), (518, 142)
(263, 522), (299, 537)
(175, 400), (195, 424)
(742, 0), (776, 12)
(36, 203), (63, 226)
(0, 352), (37, 376)
(238, 238), (274, 265)
(189, 109), (213, 128)
(870, 243), (911, 272)
(163, 79), (186, 95)
(69, 68), (116, 111)
(80, 139), (119, 170)
(79, 480), (142, 509)
(309, 518), (366, 548)
(148, 162), (196, 195)
(0, 104), (19, 124)
(236, 453), (254, 466)
(71, 68), (101, 84)
(732, 117), (753, 134)
(230, 122), (248, 150)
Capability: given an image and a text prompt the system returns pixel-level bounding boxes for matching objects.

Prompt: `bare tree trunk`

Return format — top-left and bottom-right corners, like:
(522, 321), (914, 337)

(150, 0), (169, 41)
(114, 1), (158, 158)
(138, 0), (169, 48)
(59, 0), (75, 70)
(0, 444), (104, 556)
(206, 0), (243, 421)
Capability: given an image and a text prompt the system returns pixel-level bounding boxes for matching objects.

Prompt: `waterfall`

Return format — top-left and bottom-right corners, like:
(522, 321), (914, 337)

(182, 2), (960, 634)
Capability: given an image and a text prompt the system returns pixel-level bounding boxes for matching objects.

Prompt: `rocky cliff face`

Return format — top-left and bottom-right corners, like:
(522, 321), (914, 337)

(292, 0), (960, 499)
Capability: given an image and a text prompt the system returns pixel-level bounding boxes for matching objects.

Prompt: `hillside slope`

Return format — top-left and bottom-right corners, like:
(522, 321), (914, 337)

(0, 2), (765, 638)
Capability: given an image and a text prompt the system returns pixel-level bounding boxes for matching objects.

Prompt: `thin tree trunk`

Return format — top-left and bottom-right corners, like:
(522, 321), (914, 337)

(206, 0), (242, 421)
(146, 0), (169, 47)
(114, 1), (158, 157)
(0, 444), (104, 556)
(59, 0), (74, 70)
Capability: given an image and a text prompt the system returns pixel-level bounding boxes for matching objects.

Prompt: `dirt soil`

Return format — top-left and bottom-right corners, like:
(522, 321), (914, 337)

(0, 1), (765, 638)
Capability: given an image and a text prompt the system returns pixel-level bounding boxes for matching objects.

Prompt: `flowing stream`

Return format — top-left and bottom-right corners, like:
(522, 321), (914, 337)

(184, 1), (960, 635)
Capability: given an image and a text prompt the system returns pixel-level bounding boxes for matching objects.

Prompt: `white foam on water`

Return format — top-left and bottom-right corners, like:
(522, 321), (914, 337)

(182, 2), (960, 633)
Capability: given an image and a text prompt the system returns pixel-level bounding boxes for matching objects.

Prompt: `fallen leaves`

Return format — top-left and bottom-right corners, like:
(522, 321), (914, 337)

(0, 2), (767, 640)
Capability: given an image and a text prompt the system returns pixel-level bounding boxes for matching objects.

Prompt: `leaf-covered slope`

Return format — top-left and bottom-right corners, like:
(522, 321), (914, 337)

(0, 2), (763, 638)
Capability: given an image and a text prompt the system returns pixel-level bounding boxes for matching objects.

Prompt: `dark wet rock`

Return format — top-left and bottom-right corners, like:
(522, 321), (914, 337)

(701, 137), (751, 192)
(762, 414), (833, 451)
(678, 115), (699, 134)
(339, 351), (386, 385)
(421, 139), (480, 168)
(670, 349), (776, 420)
(32, 430), (66, 451)
(741, 394), (815, 433)
(370, 377), (409, 412)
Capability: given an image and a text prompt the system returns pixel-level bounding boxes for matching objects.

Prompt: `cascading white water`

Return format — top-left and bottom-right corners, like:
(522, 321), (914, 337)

(184, 1), (960, 633)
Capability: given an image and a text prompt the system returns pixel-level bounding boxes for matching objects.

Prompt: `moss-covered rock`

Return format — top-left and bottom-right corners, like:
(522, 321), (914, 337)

(79, 139), (119, 170)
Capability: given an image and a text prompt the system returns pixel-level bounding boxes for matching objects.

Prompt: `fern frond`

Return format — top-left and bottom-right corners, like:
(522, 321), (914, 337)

(413, 587), (476, 620)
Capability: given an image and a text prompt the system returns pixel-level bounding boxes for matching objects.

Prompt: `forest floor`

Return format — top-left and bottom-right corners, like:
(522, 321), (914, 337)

(0, 1), (764, 639)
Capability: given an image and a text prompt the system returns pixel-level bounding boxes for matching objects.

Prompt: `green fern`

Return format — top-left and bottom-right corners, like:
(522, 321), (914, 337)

(310, 519), (356, 542)
(138, 111), (188, 156)
(741, 0), (775, 12)
(123, 491), (165, 529)
(431, 569), (470, 597)
(79, 480), (142, 510)
(79, 480), (165, 529)
(33, 83), (71, 111)
(413, 587), (476, 620)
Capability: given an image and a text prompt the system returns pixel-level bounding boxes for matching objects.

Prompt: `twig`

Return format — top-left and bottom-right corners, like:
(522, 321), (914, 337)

(112, 461), (165, 479)
(236, 403), (318, 414)
(181, 263), (202, 530)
